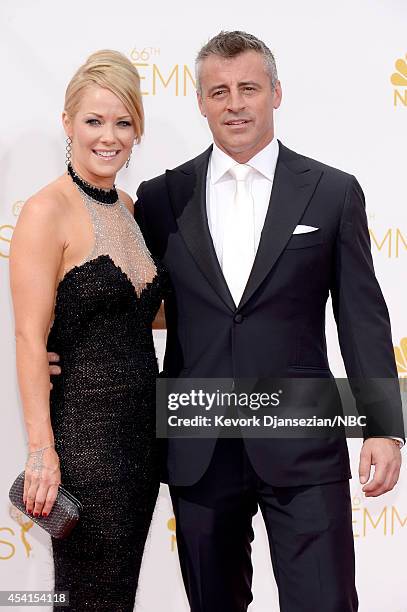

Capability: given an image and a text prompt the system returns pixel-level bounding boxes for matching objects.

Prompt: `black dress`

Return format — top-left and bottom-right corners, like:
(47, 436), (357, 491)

(47, 175), (166, 611)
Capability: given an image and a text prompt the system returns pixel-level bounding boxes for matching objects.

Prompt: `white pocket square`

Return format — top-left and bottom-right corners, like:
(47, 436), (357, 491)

(293, 225), (319, 234)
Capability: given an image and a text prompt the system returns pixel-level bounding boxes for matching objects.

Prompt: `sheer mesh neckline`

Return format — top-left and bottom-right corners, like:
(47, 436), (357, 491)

(58, 186), (157, 298)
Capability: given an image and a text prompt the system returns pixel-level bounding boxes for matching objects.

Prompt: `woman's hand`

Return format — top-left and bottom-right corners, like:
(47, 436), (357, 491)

(24, 445), (61, 517)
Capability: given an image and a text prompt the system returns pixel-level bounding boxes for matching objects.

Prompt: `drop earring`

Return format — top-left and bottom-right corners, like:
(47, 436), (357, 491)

(126, 141), (136, 169)
(65, 137), (72, 166)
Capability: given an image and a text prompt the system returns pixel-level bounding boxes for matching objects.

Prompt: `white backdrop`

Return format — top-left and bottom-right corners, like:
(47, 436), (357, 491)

(1, 1), (406, 610)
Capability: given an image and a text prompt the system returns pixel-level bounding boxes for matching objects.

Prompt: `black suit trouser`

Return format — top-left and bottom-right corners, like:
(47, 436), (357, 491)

(170, 438), (358, 612)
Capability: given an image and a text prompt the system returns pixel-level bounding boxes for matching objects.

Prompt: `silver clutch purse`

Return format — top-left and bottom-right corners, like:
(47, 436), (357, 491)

(9, 472), (82, 539)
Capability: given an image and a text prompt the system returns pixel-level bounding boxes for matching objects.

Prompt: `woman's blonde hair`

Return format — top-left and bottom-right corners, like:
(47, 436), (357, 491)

(64, 49), (144, 142)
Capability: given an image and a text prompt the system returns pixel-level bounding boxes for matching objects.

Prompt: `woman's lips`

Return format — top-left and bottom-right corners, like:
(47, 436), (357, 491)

(92, 150), (120, 160)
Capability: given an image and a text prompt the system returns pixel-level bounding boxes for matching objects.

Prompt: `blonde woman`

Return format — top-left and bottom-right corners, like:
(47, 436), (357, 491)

(10, 50), (166, 610)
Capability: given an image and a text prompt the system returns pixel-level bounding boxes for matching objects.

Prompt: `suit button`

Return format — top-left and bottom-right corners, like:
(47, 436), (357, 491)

(234, 314), (244, 324)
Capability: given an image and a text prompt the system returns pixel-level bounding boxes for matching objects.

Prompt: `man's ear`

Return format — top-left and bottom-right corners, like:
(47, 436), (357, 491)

(273, 80), (282, 110)
(197, 91), (206, 117)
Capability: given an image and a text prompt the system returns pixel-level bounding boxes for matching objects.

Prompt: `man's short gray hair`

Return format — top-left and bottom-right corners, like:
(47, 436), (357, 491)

(195, 30), (278, 94)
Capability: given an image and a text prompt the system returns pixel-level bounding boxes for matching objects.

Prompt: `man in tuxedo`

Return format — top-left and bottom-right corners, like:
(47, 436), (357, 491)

(49, 30), (404, 612)
(134, 31), (404, 611)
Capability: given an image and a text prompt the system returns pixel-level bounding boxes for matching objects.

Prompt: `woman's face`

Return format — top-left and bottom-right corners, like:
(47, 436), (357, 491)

(63, 85), (136, 188)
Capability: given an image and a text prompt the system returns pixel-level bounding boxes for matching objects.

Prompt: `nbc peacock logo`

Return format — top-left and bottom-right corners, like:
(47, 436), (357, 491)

(394, 337), (407, 376)
(391, 54), (407, 106)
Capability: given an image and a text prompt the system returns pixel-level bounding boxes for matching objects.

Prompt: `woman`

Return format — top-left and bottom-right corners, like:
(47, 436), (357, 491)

(10, 50), (166, 610)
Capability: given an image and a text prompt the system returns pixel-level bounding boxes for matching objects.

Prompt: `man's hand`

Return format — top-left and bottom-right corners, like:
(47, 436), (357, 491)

(48, 352), (61, 390)
(359, 438), (402, 497)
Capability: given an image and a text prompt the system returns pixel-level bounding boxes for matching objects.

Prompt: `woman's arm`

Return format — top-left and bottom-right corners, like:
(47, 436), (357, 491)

(9, 191), (65, 517)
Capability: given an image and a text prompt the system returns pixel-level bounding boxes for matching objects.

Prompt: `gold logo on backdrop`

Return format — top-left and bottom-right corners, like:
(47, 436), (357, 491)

(12, 200), (25, 217)
(0, 527), (16, 560)
(368, 228), (406, 258)
(391, 53), (407, 106)
(0, 201), (25, 258)
(9, 507), (34, 558)
(0, 508), (35, 560)
(391, 54), (407, 86)
(352, 493), (407, 537)
(130, 47), (196, 96)
(167, 516), (177, 551)
(394, 338), (407, 375)
(0, 224), (14, 258)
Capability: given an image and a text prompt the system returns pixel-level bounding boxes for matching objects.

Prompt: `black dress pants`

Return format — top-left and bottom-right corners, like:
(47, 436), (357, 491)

(170, 438), (358, 612)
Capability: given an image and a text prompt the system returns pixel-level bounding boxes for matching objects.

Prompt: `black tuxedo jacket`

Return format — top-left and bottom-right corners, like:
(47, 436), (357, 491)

(136, 142), (404, 486)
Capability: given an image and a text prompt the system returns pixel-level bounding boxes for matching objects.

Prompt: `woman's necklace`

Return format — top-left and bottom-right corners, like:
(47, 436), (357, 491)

(67, 163), (118, 205)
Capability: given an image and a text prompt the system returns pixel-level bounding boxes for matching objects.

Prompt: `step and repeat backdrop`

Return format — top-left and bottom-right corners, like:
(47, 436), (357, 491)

(1, 1), (406, 610)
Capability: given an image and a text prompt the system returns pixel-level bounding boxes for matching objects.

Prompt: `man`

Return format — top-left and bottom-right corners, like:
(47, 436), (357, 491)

(135, 31), (404, 611)
(50, 31), (404, 611)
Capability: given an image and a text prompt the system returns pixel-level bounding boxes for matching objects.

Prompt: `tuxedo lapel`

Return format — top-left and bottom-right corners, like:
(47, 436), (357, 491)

(165, 142), (323, 313)
(166, 146), (235, 311)
(239, 143), (323, 309)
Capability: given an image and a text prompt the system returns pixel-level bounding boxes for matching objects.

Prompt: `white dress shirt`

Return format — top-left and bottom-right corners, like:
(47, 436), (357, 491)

(206, 138), (279, 269)
(205, 139), (403, 447)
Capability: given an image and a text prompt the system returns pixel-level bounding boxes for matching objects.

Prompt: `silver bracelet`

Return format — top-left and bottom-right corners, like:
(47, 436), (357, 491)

(28, 443), (54, 454)
(26, 444), (55, 473)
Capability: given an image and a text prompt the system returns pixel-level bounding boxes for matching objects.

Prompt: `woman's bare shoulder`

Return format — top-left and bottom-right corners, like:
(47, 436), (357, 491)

(20, 175), (72, 222)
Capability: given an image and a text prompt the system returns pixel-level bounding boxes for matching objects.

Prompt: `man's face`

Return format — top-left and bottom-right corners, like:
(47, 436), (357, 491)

(197, 50), (282, 163)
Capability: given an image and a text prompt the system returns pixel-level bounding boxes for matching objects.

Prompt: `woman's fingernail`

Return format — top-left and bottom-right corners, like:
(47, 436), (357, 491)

(42, 512), (48, 517)
(33, 512), (39, 517)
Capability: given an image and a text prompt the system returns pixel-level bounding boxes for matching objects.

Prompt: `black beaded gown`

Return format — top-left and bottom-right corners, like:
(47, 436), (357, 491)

(46, 172), (166, 611)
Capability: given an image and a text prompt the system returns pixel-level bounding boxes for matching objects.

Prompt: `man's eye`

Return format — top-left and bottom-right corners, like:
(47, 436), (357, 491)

(243, 87), (255, 92)
(213, 90), (226, 97)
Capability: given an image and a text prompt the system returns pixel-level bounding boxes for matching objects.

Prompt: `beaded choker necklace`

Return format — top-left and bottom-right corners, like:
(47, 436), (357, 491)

(67, 163), (118, 205)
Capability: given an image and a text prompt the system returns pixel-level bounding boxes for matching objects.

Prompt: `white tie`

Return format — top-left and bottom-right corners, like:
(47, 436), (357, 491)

(222, 164), (255, 306)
